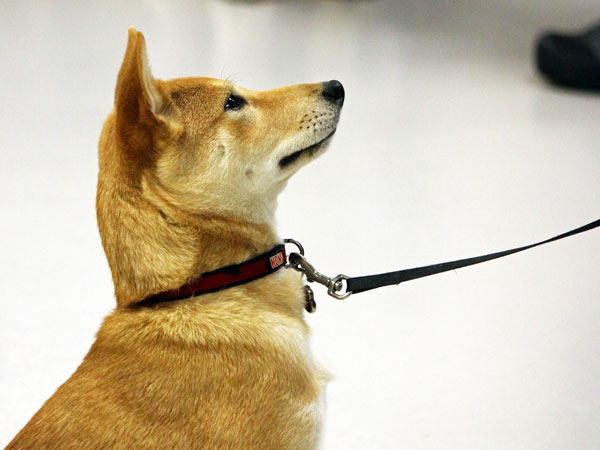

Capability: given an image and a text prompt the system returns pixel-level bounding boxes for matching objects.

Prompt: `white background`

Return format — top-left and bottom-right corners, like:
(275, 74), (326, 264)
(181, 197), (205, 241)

(1, 1), (599, 448)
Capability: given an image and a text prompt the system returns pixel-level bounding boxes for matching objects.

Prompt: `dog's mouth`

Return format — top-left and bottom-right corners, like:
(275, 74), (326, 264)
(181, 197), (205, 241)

(278, 129), (337, 169)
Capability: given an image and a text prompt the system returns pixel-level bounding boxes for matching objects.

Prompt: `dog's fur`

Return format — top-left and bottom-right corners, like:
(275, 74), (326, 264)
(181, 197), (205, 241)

(8, 28), (342, 449)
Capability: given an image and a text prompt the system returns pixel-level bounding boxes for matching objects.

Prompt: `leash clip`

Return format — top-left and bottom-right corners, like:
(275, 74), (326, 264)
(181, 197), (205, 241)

(284, 239), (351, 300)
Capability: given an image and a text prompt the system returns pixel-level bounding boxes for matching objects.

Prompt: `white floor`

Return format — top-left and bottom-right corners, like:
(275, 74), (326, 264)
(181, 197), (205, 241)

(1, 1), (599, 448)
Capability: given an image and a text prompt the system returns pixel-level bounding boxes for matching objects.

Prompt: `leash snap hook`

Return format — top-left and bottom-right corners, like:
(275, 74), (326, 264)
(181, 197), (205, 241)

(286, 250), (352, 300)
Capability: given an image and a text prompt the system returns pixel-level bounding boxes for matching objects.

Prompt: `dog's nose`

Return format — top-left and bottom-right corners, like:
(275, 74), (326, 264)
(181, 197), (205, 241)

(322, 80), (345, 105)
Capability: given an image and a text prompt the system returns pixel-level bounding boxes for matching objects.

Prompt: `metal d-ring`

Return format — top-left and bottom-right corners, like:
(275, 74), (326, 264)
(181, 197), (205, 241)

(284, 238), (304, 256)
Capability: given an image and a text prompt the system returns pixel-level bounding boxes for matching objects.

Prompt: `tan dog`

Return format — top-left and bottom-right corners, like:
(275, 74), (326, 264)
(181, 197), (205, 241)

(8, 28), (344, 449)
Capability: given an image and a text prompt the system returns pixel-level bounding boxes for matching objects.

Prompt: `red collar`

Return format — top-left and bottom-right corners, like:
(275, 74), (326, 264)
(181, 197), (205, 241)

(138, 244), (287, 306)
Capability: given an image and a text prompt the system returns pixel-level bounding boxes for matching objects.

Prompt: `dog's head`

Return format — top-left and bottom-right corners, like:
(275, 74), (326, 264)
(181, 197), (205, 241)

(103, 28), (343, 225)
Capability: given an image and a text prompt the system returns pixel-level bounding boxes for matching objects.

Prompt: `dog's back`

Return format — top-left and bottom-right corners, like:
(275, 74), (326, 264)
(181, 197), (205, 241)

(8, 274), (328, 449)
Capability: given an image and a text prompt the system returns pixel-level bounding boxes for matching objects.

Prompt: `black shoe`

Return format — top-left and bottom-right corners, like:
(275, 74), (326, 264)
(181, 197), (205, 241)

(536, 21), (600, 90)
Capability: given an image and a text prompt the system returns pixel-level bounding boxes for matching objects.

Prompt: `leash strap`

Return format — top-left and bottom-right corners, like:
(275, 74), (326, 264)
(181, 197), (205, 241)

(346, 219), (600, 294)
(287, 219), (600, 299)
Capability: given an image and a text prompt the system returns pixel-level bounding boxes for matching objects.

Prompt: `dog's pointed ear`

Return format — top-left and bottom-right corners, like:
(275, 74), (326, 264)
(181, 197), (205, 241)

(114, 28), (179, 167)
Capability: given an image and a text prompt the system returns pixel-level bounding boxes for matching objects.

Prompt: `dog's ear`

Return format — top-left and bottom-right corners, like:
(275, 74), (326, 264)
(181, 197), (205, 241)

(114, 28), (179, 169)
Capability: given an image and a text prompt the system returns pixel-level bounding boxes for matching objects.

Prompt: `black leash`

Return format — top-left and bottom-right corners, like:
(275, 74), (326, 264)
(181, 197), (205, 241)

(285, 218), (600, 304)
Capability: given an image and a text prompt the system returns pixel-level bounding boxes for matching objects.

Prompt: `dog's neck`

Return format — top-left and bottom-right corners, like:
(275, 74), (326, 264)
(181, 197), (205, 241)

(97, 171), (279, 308)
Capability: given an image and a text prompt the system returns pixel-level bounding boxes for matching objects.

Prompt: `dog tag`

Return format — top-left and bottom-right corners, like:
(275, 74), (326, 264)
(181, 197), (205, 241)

(304, 285), (317, 313)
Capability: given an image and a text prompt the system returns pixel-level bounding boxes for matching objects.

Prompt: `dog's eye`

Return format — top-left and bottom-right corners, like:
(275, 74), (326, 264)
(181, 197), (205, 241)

(224, 94), (246, 111)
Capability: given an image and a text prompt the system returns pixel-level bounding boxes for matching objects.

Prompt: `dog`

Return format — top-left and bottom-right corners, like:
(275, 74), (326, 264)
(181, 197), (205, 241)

(7, 28), (344, 449)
